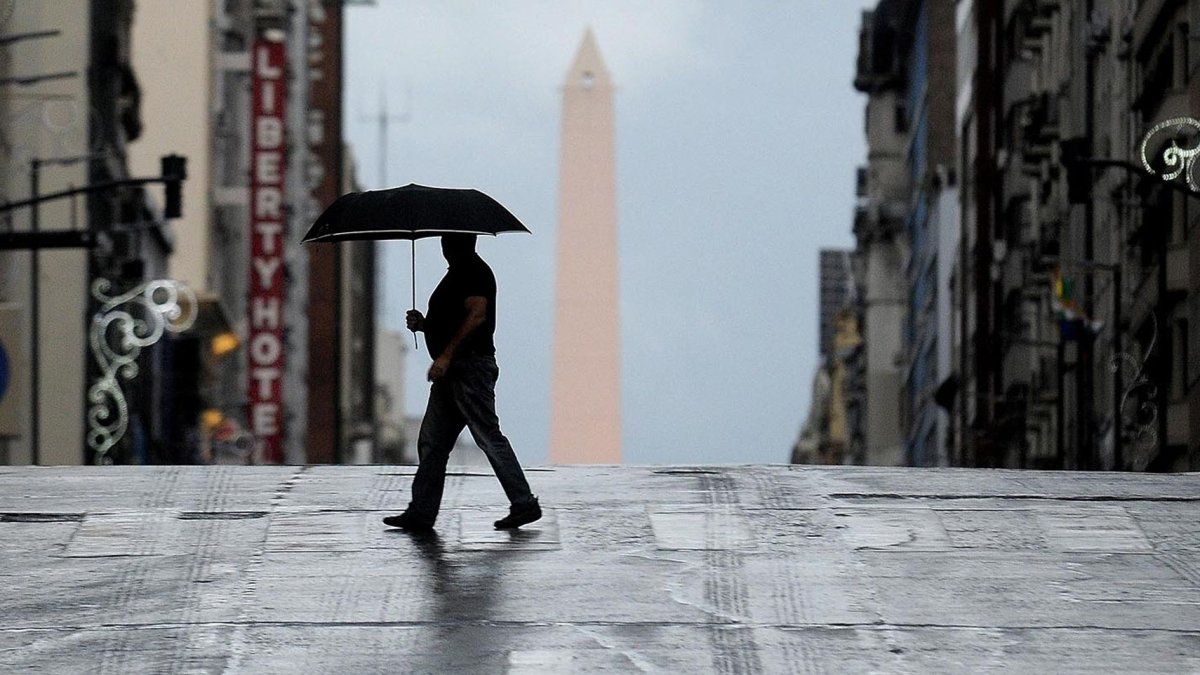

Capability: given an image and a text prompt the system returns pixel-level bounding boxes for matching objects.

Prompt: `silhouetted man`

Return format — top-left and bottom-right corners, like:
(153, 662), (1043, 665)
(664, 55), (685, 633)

(384, 234), (541, 532)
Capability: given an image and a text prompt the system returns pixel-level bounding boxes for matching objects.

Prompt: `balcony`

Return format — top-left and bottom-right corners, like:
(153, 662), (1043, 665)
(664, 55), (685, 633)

(854, 199), (907, 245)
(853, 2), (906, 93)
(1009, 0), (1062, 53)
(1021, 93), (1060, 143)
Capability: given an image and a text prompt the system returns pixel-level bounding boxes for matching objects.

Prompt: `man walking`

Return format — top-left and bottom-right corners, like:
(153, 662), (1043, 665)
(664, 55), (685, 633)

(384, 234), (542, 532)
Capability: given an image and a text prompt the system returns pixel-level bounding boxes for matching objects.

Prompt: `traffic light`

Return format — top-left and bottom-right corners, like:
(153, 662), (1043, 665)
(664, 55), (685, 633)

(1060, 138), (1091, 204)
(161, 154), (187, 219)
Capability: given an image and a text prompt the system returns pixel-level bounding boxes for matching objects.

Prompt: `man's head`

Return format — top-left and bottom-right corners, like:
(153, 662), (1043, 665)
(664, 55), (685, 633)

(441, 233), (478, 264)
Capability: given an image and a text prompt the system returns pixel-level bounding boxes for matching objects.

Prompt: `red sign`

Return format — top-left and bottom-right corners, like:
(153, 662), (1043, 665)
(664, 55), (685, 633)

(249, 39), (287, 463)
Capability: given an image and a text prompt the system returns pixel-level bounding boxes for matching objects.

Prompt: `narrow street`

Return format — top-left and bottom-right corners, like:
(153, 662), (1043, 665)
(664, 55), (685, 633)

(1, 465), (1197, 672)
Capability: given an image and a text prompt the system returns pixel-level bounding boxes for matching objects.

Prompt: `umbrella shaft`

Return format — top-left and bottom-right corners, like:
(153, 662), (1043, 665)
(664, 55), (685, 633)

(411, 239), (418, 350)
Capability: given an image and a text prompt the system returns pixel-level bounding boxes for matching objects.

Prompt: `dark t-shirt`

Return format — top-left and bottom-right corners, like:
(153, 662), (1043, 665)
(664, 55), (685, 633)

(424, 255), (497, 359)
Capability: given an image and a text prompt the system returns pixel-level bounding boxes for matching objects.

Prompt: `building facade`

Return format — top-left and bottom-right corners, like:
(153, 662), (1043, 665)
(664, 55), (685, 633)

(338, 142), (376, 463)
(794, 250), (861, 465)
(0, 0), (376, 466)
(849, 1), (911, 466)
(793, 308), (863, 465)
(0, 0), (186, 465)
(1125, 0), (1196, 467)
(205, 0), (378, 466)
(847, 0), (1200, 467)
(955, 0), (1198, 469)
(139, 0), (375, 465)
(894, 0), (958, 467)
(819, 249), (855, 357)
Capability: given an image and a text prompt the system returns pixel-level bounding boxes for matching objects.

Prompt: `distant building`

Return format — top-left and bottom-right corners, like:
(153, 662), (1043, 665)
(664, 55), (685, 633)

(894, 0), (958, 467)
(338, 144), (377, 464)
(374, 329), (408, 464)
(844, 0), (959, 468)
(793, 309), (863, 465)
(793, 366), (832, 464)
(550, 28), (621, 464)
(848, 2), (910, 466)
(819, 249), (854, 356)
(794, 250), (860, 465)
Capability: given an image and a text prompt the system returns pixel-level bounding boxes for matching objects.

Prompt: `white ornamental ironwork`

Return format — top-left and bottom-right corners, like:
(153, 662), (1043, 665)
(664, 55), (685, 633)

(1110, 314), (1159, 460)
(87, 279), (196, 464)
(1140, 117), (1200, 190)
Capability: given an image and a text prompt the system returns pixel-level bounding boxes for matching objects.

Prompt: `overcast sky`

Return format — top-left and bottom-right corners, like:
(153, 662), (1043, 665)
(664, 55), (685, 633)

(344, 1), (873, 465)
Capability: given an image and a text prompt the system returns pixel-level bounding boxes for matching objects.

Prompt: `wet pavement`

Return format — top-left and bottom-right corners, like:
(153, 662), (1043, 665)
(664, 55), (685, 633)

(1, 464), (1198, 673)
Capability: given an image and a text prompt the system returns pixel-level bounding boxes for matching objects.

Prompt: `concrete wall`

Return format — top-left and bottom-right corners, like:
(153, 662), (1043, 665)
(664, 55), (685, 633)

(864, 90), (909, 206)
(853, 9), (910, 467)
(862, 239), (906, 465)
(128, 0), (212, 291)
(0, 1), (92, 464)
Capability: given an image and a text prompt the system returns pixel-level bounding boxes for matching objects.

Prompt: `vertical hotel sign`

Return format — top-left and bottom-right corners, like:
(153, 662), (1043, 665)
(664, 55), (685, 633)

(249, 39), (287, 463)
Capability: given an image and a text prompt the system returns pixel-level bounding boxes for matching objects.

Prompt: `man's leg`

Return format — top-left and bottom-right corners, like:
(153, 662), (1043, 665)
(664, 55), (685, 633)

(452, 357), (536, 506)
(407, 379), (466, 522)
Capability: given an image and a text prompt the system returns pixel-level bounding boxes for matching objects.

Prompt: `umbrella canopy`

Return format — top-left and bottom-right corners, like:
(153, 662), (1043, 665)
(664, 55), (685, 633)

(301, 183), (530, 243)
(302, 183), (530, 351)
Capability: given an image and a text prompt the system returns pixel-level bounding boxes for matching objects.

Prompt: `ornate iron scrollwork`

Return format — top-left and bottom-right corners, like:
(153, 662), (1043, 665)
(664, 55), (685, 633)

(1110, 314), (1158, 458)
(1140, 117), (1200, 190)
(87, 279), (196, 464)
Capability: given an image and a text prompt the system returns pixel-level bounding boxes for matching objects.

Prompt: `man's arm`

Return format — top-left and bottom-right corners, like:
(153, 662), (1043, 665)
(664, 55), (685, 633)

(427, 296), (487, 380)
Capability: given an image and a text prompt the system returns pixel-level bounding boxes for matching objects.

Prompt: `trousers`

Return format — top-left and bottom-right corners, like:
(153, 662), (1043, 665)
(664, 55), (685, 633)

(408, 353), (535, 521)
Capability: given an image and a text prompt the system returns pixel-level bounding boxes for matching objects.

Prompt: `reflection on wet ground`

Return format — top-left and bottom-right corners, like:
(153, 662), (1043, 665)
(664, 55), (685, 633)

(2, 465), (1199, 672)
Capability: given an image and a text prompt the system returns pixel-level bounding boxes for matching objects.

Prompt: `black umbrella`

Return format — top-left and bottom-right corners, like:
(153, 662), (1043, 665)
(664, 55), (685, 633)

(302, 183), (531, 348)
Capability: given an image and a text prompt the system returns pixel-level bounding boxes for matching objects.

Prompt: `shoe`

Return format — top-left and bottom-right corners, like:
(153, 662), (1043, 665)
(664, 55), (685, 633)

(494, 498), (542, 529)
(383, 510), (435, 532)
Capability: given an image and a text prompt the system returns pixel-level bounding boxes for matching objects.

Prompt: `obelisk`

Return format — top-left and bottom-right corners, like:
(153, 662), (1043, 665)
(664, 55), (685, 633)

(550, 28), (621, 463)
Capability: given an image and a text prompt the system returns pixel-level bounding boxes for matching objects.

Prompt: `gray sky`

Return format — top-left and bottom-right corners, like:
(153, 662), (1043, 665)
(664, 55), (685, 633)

(344, 1), (872, 465)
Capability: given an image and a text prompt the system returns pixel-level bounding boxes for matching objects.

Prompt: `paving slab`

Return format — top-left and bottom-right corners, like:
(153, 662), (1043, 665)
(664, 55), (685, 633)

(0, 465), (1198, 673)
